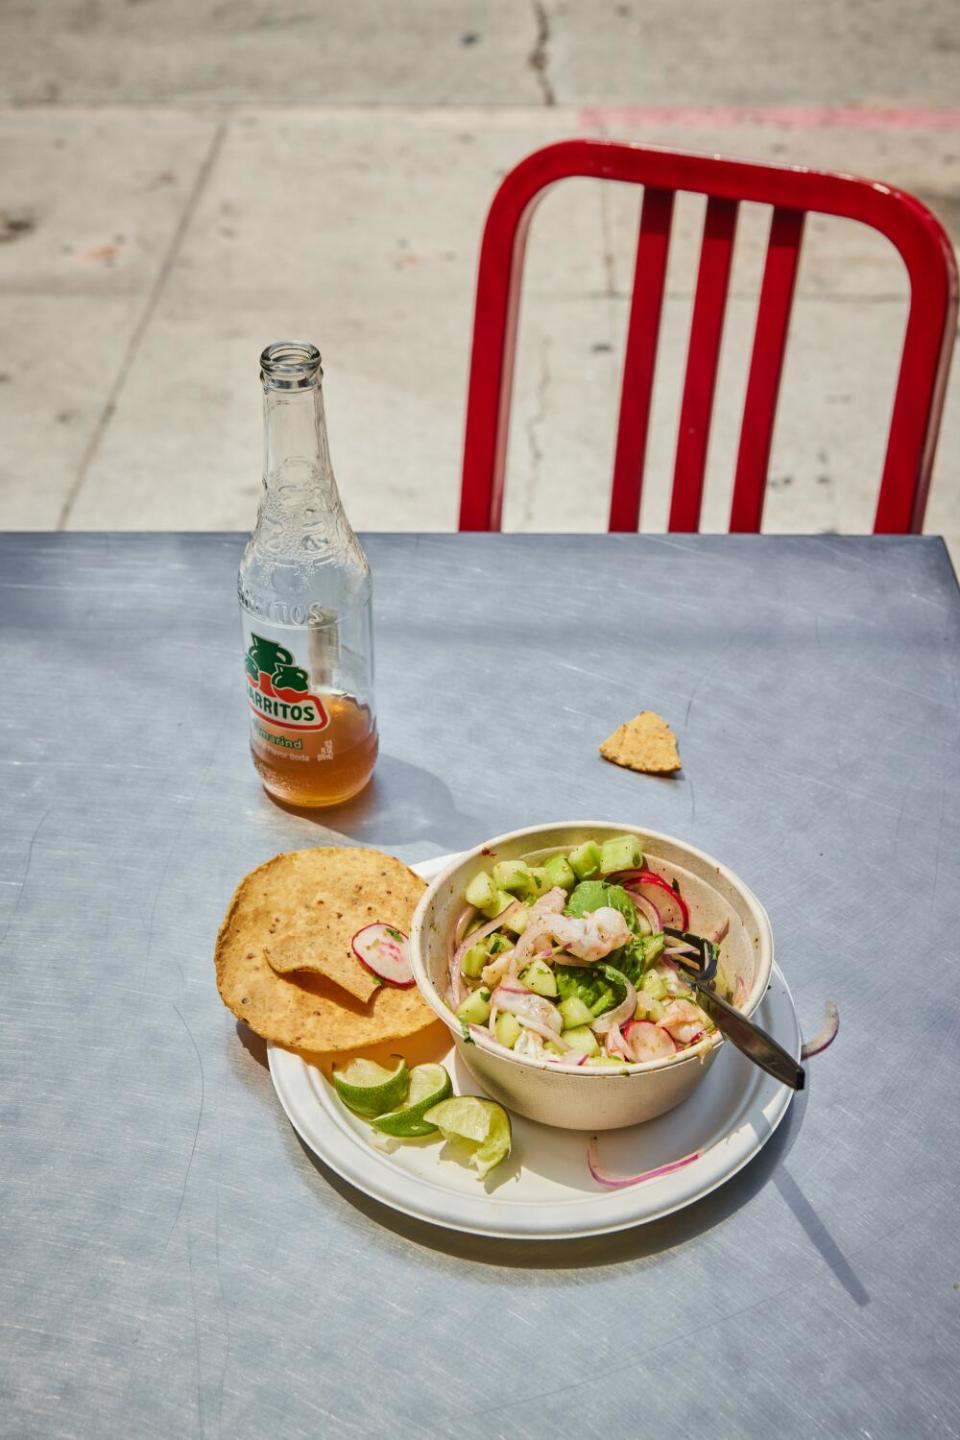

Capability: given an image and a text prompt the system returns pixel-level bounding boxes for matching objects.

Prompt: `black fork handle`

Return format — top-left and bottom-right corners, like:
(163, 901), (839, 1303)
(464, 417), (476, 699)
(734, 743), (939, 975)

(691, 982), (806, 1091)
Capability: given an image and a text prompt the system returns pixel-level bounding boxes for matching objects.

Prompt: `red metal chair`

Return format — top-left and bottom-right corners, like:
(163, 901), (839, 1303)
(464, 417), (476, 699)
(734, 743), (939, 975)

(459, 139), (957, 533)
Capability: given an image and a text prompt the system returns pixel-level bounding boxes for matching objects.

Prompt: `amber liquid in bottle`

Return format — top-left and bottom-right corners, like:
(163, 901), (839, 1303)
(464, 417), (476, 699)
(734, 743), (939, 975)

(238, 343), (378, 808)
(249, 693), (377, 808)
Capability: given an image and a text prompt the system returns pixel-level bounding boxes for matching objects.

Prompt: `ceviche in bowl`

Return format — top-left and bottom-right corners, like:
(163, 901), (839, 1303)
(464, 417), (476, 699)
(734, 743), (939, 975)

(409, 823), (773, 1131)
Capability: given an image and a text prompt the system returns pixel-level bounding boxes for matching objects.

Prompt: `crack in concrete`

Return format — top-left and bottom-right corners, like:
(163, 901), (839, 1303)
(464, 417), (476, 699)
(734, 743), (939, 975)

(521, 336), (552, 527)
(528, 1), (556, 107)
(56, 118), (227, 530)
(597, 183), (618, 299)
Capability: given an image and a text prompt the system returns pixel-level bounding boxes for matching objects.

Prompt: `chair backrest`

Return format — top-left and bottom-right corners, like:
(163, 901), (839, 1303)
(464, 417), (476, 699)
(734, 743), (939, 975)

(459, 140), (958, 534)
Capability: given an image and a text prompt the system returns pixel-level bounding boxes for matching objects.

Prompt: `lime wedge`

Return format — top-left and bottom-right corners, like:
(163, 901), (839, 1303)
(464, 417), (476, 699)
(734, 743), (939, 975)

(423, 1096), (512, 1177)
(331, 1056), (410, 1117)
(372, 1063), (453, 1137)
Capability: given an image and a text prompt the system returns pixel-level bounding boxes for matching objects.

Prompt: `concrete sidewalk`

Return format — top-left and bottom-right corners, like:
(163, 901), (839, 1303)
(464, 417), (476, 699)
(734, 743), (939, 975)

(0, 2), (957, 545)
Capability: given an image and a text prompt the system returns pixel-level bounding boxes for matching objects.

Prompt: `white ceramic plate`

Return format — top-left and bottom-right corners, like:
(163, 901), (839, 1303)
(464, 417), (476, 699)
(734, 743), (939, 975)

(267, 854), (801, 1240)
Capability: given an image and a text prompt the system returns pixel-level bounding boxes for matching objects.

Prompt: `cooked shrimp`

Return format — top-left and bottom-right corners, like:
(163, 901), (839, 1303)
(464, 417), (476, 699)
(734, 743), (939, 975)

(657, 999), (712, 1045)
(549, 907), (632, 961)
(479, 887), (566, 983)
(481, 946), (518, 988)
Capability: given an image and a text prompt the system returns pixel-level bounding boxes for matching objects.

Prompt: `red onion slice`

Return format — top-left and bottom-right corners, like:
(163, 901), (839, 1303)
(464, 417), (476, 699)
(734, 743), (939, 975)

(628, 892), (663, 933)
(587, 1136), (702, 1189)
(454, 904), (478, 948)
(603, 1024), (632, 1059)
(590, 977), (638, 1034)
(448, 900), (523, 1007)
(467, 1023), (576, 1065)
(801, 1000), (839, 1059)
(663, 938), (699, 958)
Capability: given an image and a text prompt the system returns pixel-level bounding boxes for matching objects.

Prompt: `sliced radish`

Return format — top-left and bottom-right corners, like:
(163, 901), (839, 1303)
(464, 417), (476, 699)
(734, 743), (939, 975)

(351, 923), (414, 988)
(612, 869), (690, 930)
(623, 1019), (677, 1062)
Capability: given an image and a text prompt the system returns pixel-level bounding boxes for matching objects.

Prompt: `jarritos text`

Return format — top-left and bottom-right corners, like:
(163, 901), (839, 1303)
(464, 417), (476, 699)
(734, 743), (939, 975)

(244, 635), (330, 732)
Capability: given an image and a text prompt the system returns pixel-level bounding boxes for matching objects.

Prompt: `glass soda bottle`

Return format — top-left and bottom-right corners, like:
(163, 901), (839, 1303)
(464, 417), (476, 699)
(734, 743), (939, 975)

(238, 342), (378, 807)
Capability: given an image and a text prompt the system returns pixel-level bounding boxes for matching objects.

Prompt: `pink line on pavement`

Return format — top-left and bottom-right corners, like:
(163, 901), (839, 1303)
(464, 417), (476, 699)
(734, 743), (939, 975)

(579, 105), (960, 130)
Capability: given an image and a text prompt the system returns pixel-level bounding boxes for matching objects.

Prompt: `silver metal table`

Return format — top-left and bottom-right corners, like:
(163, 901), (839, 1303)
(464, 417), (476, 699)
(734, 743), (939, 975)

(1, 533), (958, 1440)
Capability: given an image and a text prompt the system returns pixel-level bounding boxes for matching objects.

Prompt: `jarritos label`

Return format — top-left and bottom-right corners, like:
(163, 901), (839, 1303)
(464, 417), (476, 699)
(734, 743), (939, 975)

(244, 633), (330, 732)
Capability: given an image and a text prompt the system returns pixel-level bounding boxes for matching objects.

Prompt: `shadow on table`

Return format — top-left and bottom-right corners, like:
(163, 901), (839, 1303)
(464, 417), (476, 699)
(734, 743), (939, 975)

(265, 752), (483, 852)
(294, 1082), (810, 1269)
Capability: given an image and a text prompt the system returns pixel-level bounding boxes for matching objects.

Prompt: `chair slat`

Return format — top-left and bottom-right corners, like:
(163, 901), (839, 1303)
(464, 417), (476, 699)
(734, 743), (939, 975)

(730, 207), (806, 532)
(459, 140), (957, 536)
(608, 187), (675, 532)
(668, 197), (739, 532)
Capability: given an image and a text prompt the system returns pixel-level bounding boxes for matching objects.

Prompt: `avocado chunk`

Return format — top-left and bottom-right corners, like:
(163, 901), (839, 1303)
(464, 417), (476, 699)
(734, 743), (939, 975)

(542, 853), (577, 891)
(464, 870), (498, 910)
(460, 941), (489, 979)
(563, 1025), (600, 1056)
(566, 879), (638, 932)
(589, 987), (615, 1017)
(599, 834), (644, 875)
(456, 988), (492, 1026)
(559, 995), (594, 1029)
(495, 1012), (522, 1048)
(520, 958), (558, 998)
(565, 879), (609, 918)
(492, 859), (535, 898)
(641, 932), (665, 966)
(568, 841), (602, 880)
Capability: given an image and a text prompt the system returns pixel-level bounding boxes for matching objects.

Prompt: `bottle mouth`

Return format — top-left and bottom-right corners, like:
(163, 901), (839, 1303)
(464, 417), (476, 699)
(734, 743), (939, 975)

(260, 342), (322, 390)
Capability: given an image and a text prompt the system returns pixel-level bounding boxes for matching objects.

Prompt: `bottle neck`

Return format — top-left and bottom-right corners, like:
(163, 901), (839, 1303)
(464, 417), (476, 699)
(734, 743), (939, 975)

(262, 381), (337, 502)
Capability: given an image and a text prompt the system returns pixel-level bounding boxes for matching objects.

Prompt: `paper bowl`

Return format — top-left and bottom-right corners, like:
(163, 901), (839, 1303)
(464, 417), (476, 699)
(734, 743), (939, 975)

(409, 822), (773, 1131)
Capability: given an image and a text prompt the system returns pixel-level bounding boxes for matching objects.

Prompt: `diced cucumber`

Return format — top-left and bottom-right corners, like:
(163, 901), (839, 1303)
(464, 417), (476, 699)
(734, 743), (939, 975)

(460, 942), (489, 979)
(527, 866), (552, 897)
(563, 1025), (600, 1056)
(464, 871), (498, 909)
(492, 859), (535, 897)
(487, 932), (513, 955)
(568, 841), (602, 880)
(495, 1012), (522, 1048)
(500, 905), (529, 937)
(634, 991), (665, 1022)
(520, 959), (558, 998)
(639, 970), (669, 1001)
(599, 834), (644, 875)
(559, 995), (594, 1029)
(479, 888), (516, 920)
(542, 853), (577, 890)
(456, 988), (492, 1025)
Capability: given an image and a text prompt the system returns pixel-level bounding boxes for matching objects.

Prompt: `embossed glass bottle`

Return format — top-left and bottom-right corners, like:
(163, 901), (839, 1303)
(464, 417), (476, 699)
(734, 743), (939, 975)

(238, 342), (377, 807)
